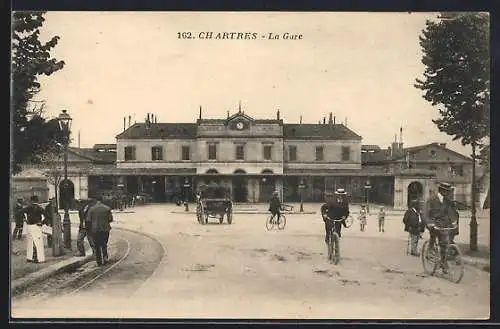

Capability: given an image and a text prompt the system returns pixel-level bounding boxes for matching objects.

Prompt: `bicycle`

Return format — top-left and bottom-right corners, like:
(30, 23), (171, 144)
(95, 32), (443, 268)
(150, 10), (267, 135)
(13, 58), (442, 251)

(421, 225), (464, 284)
(324, 215), (353, 265)
(265, 204), (292, 231)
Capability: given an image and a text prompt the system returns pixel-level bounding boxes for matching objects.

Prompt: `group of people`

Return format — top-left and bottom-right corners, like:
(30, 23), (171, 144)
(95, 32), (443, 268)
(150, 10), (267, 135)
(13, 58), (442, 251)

(12, 195), (114, 267)
(268, 181), (460, 272)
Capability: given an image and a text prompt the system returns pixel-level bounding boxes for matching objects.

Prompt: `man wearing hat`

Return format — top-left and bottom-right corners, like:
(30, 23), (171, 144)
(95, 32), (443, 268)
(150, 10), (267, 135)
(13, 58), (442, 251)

(268, 191), (282, 224)
(403, 199), (425, 256)
(13, 198), (26, 240)
(321, 188), (350, 243)
(423, 182), (459, 273)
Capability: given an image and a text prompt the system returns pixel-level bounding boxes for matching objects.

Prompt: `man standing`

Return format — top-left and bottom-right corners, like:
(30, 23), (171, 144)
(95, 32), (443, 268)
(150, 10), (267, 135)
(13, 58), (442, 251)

(13, 198), (25, 240)
(77, 199), (97, 257)
(423, 182), (459, 273)
(24, 195), (46, 263)
(87, 198), (113, 266)
(403, 199), (425, 256)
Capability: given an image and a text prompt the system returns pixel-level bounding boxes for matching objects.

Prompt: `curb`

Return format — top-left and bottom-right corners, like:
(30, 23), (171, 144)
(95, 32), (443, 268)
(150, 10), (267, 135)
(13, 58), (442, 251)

(11, 253), (94, 296)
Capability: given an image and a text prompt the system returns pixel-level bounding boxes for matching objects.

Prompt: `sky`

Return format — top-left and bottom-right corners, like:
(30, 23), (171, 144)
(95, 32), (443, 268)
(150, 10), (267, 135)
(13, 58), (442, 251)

(32, 11), (473, 156)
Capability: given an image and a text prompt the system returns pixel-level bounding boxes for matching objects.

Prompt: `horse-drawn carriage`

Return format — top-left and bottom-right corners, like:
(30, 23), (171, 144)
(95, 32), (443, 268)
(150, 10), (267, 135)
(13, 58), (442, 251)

(196, 184), (233, 225)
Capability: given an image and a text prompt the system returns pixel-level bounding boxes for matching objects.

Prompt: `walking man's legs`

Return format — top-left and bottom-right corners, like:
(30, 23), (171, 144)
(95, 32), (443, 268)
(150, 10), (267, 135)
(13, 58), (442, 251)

(94, 231), (104, 266)
(26, 224), (34, 261)
(102, 231), (110, 263)
(410, 233), (420, 256)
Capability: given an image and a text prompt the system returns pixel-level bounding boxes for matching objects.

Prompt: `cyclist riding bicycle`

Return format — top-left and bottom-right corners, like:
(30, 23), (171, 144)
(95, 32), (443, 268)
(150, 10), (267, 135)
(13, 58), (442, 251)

(321, 188), (350, 243)
(268, 191), (282, 224)
(423, 182), (459, 274)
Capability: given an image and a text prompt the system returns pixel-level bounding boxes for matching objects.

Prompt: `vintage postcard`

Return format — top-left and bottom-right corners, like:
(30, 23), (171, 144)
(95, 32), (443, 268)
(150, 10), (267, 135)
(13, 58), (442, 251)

(10, 11), (490, 320)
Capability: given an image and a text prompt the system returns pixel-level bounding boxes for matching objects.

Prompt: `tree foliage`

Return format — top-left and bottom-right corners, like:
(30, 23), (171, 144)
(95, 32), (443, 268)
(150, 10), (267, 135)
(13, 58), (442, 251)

(12, 11), (66, 174)
(415, 12), (490, 151)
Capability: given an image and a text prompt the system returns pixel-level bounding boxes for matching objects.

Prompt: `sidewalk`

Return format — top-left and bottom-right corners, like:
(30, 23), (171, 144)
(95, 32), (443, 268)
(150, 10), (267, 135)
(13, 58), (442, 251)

(11, 224), (93, 296)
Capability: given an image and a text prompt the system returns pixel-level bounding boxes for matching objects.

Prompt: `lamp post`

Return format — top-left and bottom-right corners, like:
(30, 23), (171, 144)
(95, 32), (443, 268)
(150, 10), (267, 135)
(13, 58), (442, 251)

(298, 179), (306, 212)
(57, 109), (72, 249)
(364, 180), (372, 214)
(183, 178), (191, 212)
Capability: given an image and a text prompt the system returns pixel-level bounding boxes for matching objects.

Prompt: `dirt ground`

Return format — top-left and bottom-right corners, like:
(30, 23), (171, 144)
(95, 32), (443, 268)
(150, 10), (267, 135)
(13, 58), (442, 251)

(10, 205), (490, 320)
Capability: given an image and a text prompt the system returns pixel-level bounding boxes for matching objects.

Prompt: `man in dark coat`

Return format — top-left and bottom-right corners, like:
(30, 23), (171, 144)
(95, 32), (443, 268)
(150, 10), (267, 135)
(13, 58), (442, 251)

(321, 188), (350, 243)
(77, 199), (97, 256)
(13, 198), (25, 240)
(403, 199), (425, 256)
(42, 198), (56, 248)
(87, 198), (113, 266)
(268, 191), (282, 223)
(423, 182), (459, 273)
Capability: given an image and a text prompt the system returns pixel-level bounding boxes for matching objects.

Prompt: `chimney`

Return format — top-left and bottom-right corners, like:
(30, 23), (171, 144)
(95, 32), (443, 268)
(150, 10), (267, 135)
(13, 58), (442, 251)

(155, 115), (158, 123)
(299, 115), (302, 124)
(123, 117), (126, 131)
(323, 117), (326, 124)
(333, 115), (336, 124)
(78, 130), (81, 148)
(388, 146), (392, 157)
(277, 109), (280, 120)
(439, 143), (447, 148)
(345, 117), (347, 126)
(227, 110), (230, 119)
(128, 115), (131, 127)
(199, 106), (202, 120)
(328, 112), (333, 125)
(399, 126), (404, 150)
(147, 113), (150, 123)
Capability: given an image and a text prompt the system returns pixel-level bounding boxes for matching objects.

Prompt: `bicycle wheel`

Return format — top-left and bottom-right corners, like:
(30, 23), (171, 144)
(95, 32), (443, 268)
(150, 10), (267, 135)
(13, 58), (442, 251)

(421, 240), (438, 275)
(265, 215), (274, 231)
(331, 232), (340, 265)
(327, 232), (334, 261)
(344, 216), (353, 228)
(277, 215), (286, 230)
(445, 244), (465, 284)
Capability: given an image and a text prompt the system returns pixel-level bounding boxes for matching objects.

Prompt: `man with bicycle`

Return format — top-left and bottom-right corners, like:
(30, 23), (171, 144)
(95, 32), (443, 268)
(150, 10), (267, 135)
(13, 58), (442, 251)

(423, 182), (459, 274)
(268, 191), (282, 224)
(321, 188), (349, 243)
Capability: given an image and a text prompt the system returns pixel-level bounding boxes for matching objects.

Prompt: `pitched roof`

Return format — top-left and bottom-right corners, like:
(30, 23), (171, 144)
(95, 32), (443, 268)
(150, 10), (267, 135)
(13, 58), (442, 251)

(68, 147), (116, 163)
(116, 123), (197, 139)
(283, 124), (362, 140)
(400, 142), (472, 161)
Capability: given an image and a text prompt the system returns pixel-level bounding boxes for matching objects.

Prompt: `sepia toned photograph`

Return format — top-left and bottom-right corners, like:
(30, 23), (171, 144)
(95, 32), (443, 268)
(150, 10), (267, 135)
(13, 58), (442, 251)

(10, 11), (490, 320)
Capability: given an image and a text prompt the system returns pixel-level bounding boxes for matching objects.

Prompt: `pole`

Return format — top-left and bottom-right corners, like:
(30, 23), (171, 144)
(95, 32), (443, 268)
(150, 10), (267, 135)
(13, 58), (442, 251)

(51, 198), (63, 256)
(63, 138), (72, 249)
(470, 142), (478, 251)
(300, 188), (304, 212)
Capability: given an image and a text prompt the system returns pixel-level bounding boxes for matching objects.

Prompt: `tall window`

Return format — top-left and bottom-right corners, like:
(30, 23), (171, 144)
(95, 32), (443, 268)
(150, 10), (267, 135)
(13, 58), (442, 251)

(151, 146), (163, 161)
(182, 146), (190, 160)
(315, 146), (324, 161)
(235, 144), (245, 160)
(288, 145), (297, 161)
(208, 144), (217, 160)
(263, 145), (272, 160)
(124, 146), (136, 161)
(342, 146), (350, 161)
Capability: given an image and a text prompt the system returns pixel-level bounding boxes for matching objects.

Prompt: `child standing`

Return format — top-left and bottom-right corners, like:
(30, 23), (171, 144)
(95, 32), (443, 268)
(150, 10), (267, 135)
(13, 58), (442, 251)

(359, 205), (367, 232)
(378, 207), (386, 232)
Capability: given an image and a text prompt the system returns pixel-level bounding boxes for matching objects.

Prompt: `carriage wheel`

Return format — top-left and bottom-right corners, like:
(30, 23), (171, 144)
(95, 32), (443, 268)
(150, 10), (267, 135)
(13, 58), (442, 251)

(227, 210), (232, 224)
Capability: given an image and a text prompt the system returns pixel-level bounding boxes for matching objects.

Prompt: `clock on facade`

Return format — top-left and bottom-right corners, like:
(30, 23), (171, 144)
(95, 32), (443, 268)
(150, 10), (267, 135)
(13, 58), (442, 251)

(236, 121), (245, 130)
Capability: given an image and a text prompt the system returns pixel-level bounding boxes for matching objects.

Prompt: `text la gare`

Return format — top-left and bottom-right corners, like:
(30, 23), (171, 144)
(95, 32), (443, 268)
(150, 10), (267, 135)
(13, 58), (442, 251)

(266, 32), (303, 40)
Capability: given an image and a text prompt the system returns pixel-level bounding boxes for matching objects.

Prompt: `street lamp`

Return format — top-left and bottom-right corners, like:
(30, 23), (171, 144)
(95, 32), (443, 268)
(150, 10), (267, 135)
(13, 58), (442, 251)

(298, 179), (306, 212)
(364, 180), (372, 214)
(183, 178), (191, 212)
(57, 109), (72, 249)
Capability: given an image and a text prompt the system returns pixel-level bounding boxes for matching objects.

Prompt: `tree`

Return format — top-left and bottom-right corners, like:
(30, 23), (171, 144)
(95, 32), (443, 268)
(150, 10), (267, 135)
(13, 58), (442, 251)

(41, 147), (65, 209)
(11, 11), (66, 174)
(415, 12), (490, 251)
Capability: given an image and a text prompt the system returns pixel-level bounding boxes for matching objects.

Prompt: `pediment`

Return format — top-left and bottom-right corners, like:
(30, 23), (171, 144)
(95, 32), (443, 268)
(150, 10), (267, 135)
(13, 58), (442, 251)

(226, 112), (254, 131)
